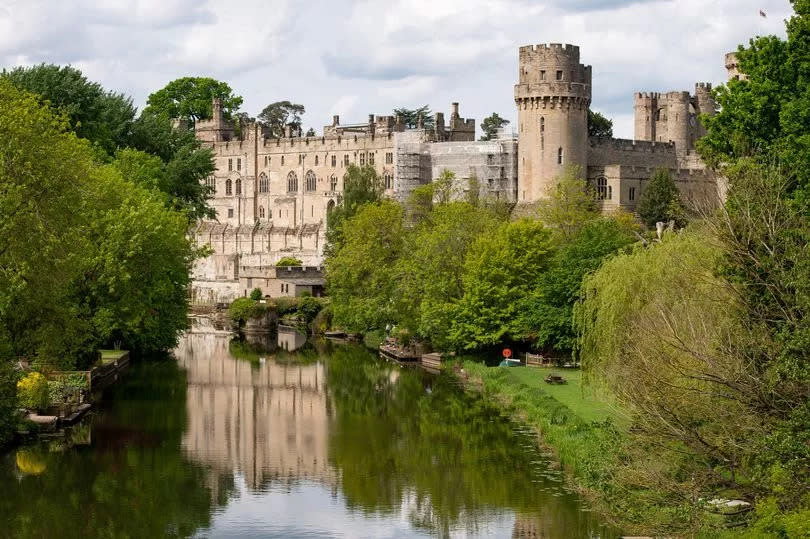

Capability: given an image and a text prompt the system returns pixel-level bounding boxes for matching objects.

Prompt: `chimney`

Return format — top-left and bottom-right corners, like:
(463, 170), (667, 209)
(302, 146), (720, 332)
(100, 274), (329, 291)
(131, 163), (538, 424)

(332, 115), (340, 126)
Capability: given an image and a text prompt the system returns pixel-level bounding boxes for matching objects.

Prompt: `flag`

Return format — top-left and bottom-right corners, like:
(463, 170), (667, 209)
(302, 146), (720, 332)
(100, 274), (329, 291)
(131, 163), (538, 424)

(760, 9), (767, 17)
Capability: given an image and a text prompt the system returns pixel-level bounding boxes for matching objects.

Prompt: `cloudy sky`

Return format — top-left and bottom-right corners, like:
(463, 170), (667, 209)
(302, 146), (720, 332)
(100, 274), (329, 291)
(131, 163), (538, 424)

(0, 0), (793, 138)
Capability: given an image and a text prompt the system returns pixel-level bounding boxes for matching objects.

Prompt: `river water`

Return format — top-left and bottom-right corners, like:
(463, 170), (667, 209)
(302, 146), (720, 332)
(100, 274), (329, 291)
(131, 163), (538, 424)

(1, 323), (618, 538)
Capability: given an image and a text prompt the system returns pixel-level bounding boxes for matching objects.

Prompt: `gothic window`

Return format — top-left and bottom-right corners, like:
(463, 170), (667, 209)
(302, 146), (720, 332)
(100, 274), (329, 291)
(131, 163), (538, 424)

(287, 171), (298, 192)
(258, 206), (265, 219)
(360, 153), (366, 166)
(369, 152), (375, 165)
(384, 172), (393, 190)
(327, 199), (336, 215)
(385, 152), (394, 164)
(281, 155), (285, 166)
(344, 154), (349, 166)
(259, 173), (268, 193)
(557, 147), (563, 165)
(597, 177), (609, 200)
(305, 170), (317, 192)
(331, 155), (337, 167)
(315, 155), (319, 166)
(204, 176), (215, 193)
(540, 117), (545, 132)
(226, 179), (233, 195)
(237, 158), (241, 171)
(228, 159), (233, 171)
(330, 174), (338, 192)
(235, 178), (242, 195)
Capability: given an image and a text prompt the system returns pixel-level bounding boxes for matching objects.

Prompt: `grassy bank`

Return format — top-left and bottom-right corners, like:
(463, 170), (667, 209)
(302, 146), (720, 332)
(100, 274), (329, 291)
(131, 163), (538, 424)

(460, 362), (749, 536)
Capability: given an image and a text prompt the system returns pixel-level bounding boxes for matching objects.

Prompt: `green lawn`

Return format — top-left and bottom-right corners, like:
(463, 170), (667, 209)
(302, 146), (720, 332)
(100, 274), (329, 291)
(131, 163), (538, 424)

(502, 367), (630, 427)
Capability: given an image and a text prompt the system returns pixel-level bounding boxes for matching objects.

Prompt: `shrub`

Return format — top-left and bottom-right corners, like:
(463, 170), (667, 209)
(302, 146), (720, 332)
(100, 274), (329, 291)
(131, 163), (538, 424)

(227, 298), (272, 328)
(298, 296), (323, 324)
(249, 288), (263, 301)
(276, 257), (302, 267)
(17, 372), (49, 411)
(274, 296), (300, 315)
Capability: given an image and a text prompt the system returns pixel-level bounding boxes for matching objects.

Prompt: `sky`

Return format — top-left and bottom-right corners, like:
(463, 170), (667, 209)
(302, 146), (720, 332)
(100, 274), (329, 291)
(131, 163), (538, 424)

(0, 0), (793, 139)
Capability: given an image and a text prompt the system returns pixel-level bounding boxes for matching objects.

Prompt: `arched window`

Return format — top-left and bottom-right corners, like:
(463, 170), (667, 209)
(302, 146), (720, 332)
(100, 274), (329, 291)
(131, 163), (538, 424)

(226, 179), (233, 196)
(259, 173), (268, 193)
(315, 155), (319, 166)
(384, 172), (393, 190)
(540, 117), (545, 132)
(557, 147), (563, 165)
(204, 176), (216, 193)
(329, 174), (338, 192)
(327, 199), (336, 216)
(287, 171), (298, 193)
(305, 170), (317, 192)
(258, 206), (265, 219)
(281, 155), (285, 166)
(597, 176), (609, 200)
(235, 178), (242, 195)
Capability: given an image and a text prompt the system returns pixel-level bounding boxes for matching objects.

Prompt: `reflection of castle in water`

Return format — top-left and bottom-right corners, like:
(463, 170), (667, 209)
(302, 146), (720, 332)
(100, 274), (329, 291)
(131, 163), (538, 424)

(174, 332), (335, 490)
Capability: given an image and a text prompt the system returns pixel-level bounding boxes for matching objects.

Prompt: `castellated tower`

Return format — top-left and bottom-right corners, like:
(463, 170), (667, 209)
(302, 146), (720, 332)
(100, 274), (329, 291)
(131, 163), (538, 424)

(633, 84), (715, 154)
(514, 43), (591, 202)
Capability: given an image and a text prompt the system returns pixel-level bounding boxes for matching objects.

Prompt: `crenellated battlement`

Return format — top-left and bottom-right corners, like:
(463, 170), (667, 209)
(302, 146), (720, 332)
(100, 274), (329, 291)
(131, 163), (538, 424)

(591, 137), (676, 154)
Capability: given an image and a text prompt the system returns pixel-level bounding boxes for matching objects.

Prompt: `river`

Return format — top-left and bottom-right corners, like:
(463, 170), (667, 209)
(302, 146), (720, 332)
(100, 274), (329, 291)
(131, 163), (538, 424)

(0, 322), (619, 538)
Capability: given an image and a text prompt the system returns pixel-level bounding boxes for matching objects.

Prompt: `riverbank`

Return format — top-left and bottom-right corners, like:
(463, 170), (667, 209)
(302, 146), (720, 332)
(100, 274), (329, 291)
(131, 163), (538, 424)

(459, 362), (752, 537)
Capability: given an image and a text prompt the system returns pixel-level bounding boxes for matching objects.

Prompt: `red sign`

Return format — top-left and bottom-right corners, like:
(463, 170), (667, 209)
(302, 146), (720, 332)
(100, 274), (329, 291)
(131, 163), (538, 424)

(503, 348), (512, 358)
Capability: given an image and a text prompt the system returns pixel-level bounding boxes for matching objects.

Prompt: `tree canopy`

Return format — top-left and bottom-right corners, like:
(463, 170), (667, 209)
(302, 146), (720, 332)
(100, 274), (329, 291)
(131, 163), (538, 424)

(636, 169), (685, 228)
(480, 113), (510, 141)
(587, 109), (613, 139)
(325, 164), (383, 256)
(258, 101), (306, 138)
(144, 77), (243, 123)
(393, 105), (434, 129)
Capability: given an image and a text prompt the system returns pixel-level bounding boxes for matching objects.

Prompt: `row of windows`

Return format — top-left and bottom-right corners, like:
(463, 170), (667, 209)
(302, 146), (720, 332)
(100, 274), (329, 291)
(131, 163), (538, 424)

(228, 158), (241, 172)
(595, 179), (636, 202)
(224, 201), (338, 222)
(257, 152), (383, 169)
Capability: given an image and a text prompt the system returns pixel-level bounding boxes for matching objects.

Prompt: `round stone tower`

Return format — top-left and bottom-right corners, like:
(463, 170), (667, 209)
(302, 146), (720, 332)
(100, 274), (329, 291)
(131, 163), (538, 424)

(514, 43), (591, 202)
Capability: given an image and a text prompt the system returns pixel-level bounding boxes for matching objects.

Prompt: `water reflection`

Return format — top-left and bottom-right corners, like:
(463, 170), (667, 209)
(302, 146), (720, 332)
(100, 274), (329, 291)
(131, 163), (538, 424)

(0, 327), (619, 538)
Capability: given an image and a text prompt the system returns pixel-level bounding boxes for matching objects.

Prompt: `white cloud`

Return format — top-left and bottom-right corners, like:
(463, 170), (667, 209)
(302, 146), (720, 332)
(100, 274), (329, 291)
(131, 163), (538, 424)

(0, 0), (795, 138)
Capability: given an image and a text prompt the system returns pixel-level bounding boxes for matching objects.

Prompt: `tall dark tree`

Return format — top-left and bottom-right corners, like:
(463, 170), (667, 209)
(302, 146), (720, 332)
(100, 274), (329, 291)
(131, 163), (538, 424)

(144, 77), (243, 124)
(258, 101), (306, 138)
(587, 109), (613, 139)
(1, 64), (136, 154)
(479, 113), (510, 141)
(393, 105), (434, 129)
(636, 169), (685, 228)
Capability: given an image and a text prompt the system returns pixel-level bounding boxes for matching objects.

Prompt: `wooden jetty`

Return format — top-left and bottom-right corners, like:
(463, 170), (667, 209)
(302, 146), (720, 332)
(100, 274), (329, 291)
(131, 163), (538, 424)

(420, 352), (443, 372)
(379, 340), (420, 363)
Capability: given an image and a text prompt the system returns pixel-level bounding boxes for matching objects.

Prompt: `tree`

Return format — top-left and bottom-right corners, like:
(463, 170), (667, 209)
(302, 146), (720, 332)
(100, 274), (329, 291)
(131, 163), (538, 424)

(144, 77), (243, 124)
(1, 64), (136, 155)
(636, 169), (685, 228)
(513, 217), (635, 352)
(393, 105), (434, 129)
(325, 164), (383, 255)
(480, 112), (510, 141)
(587, 109), (613, 139)
(305, 127), (316, 137)
(537, 165), (599, 241)
(257, 101), (306, 138)
(326, 201), (405, 332)
(450, 219), (554, 350)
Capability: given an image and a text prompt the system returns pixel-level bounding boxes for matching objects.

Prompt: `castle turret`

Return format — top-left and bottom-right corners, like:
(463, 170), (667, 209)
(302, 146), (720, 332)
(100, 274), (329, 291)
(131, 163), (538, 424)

(514, 43), (591, 202)
(725, 52), (746, 81)
(665, 91), (691, 155)
(634, 92), (658, 142)
(694, 83), (715, 139)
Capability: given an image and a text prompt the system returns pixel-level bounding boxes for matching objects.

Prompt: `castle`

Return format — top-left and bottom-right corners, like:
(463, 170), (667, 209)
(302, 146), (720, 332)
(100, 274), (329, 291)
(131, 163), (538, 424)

(190, 43), (729, 304)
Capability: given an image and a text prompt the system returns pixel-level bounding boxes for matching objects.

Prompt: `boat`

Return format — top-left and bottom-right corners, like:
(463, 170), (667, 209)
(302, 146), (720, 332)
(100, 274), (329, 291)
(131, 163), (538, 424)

(379, 341), (420, 363)
(498, 357), (523, 367)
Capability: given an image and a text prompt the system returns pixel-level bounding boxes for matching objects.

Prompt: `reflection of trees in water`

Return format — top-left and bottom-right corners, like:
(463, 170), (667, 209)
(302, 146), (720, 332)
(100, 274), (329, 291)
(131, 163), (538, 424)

(0, 360), (227, 538)
(325, 345), (616, 538)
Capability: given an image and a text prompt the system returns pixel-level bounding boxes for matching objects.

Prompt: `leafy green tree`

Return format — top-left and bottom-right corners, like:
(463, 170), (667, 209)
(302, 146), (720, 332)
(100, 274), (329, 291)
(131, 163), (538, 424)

(0, 362), (18, 446)
(480, 112), (510, 141)
(144, 77), (243, 123)
(275, 257), (303, 267)
(537, 165), (599, 241)
(325, 164), (383, 255)
(636, 169), (685, 228)
(249, 288), (263, 301)
(395, 202), (501, 350)
(450, 219), (554, 350)
(127, 113), (216, 220)
(587, 109), (613, 139)
(1, 64), (136, 155)
(393, 105), (434, 129)
(513, 218), (635, 352)
(258, 101), (306, 138)
(326, 201), (405, 332)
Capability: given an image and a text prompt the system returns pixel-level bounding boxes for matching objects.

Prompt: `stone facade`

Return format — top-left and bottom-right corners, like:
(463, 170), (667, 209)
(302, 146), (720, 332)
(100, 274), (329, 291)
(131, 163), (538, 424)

(191, 42), (730, 303)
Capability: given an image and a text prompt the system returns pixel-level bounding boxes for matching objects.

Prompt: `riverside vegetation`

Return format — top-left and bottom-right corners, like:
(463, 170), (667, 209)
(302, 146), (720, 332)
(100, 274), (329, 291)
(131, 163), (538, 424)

(325, 4), (810, 536)
(0, 67), (219, 445)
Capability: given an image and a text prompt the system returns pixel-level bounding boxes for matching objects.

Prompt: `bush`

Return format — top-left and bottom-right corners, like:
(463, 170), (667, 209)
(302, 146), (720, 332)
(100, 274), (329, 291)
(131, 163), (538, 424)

(17, 372), (49, 411)
(298, 296), (323, 324)
(276, 257), (302, 267)
(227, 298), (272, 328)
(249, 288), (263, 301)
(274, 296), (300, 315)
